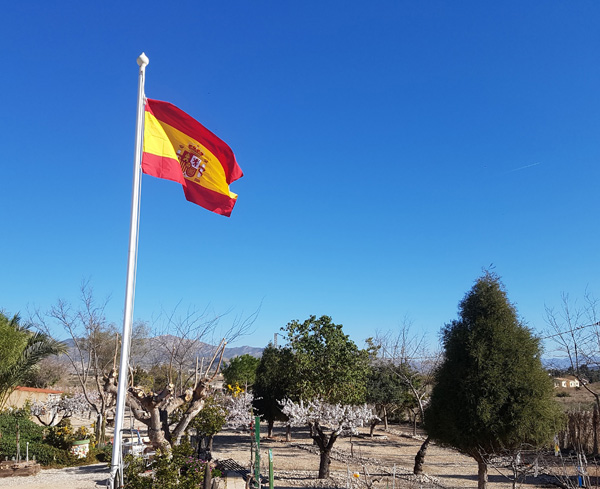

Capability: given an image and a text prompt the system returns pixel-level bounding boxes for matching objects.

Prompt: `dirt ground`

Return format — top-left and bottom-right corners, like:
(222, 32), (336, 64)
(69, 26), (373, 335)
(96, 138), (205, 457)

(212, 424), (571, 489)
(0, 422), (580, 489)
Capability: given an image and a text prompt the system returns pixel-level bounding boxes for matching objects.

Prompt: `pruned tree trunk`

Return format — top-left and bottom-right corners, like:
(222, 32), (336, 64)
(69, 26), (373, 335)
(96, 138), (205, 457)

(473, 452), (488, 489)
(383, 405), (388, 430)
(369, 419), (378, 437)
(413, 436), (430, 474)
(311, 422), (338, 479)
(267, 419), (274, 438)
(285, 424), (291, 442)
(318, 448), (332, 479)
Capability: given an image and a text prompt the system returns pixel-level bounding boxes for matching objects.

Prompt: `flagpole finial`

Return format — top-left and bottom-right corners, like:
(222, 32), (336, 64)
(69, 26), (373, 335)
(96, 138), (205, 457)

(137, 52), (149, 68)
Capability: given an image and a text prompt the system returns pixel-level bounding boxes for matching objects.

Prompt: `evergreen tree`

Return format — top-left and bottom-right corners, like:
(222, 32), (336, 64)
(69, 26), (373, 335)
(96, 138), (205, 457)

(253, 343), (295, 437)
(425, 272), (563, 489)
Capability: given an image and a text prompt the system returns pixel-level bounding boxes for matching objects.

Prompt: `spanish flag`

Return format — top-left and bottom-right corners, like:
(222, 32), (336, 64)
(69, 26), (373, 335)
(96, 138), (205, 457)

(142, 99), (243, 217)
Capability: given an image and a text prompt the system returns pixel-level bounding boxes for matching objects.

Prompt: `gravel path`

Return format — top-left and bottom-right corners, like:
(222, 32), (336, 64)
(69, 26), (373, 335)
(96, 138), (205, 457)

(0, 463), (109, 489)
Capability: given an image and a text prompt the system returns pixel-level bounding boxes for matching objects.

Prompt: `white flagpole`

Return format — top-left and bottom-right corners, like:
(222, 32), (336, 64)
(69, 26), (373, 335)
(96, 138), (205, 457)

(108, 52), (149, 489)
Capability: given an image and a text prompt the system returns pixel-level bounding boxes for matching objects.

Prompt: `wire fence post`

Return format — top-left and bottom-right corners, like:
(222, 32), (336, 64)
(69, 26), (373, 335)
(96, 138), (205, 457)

(268, 449), (274, 489)
(254, 416), (261, 489)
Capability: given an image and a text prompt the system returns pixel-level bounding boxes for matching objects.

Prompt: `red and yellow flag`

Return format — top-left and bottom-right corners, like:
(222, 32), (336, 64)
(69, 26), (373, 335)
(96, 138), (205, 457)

(142, 99), (243, 217)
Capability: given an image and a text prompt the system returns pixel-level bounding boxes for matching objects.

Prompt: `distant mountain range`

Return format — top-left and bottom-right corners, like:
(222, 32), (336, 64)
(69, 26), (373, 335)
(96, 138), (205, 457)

(62, 335), (263, 369)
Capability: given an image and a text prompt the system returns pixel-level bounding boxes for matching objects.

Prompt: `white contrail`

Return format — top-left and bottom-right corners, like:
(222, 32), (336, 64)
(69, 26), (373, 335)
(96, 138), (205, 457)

(505, 162), (541, 173)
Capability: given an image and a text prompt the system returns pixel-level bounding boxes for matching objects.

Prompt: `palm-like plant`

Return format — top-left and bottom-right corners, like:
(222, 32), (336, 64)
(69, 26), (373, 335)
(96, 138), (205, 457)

(0, 312), (67, 410)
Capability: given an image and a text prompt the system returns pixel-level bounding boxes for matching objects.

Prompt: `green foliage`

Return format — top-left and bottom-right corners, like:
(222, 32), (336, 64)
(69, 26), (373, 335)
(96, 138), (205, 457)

(425, 272), (564, 458)
(0, 409), (75, 466)
(283, 315), (370, 404)
(0, 408), (44, 443)
(221, 354), (260, 388)
(190, 395), (227, 437)
(367, 363), (414, 409)
(0, 437), (74, 466)
(46, 418), (77, 449)
(253, 343), (296, 425)
(89, 443), (112, 463)
(123, 442), (216, 489)
(0, 311), (66, 409)
(123, 454), (150, 489)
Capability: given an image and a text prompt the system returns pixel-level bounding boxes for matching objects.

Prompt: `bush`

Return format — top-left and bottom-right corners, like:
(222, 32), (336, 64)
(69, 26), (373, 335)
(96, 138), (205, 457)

(0, 438), (73, 466)
(90, 444), (112, 463)
(0, 410), (91, 467)
(556, 391), (571, 398)
(0, 409), (44, 443)
(123, 442), (219, 489)
(46, 418), (76, 449)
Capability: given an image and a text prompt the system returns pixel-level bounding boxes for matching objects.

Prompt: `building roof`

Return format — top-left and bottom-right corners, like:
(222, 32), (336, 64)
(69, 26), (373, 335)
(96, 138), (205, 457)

(15, 386), (63, 394)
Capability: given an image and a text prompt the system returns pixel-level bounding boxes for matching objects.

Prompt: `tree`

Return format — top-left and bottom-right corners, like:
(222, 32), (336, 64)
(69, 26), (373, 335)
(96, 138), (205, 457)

(280, 399), (377, 479)
(189, 394), (227, 454)
(252, 343), (296, 437)
(225, 390), (255, 430)
(283, 315), (370, 404)
(30, 392), (94, 426)
(221, 354), (260, 389)
(373, 324), (440, 432)
(545, 292), (600, 454)
(106, 340), (228, 452)
(425, 272), (563, 489)
(34, 283), (123, 445)
(366, 363), (411, 434)
(0, 312), (66, 410)
(21, 356), (67, 389)
(281, 315), (372, 478)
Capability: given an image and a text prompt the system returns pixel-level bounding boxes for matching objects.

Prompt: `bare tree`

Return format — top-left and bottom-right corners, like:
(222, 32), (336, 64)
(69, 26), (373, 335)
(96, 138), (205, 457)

(280, 398), (378, 479)
(148, 304), (224, 394)
(546, 292), (600, 406)
(372, 321), (441, 475)
(546, 291), (600, 454)
(33, 281), (119, 445)
(373, 322), (440, 429)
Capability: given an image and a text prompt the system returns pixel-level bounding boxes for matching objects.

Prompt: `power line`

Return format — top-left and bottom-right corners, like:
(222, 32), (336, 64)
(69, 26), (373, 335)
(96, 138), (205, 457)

(538, 321), (600, 341)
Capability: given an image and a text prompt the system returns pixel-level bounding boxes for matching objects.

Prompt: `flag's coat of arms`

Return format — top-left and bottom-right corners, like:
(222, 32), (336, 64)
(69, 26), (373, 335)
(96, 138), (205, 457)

(178, 144), (208, 181)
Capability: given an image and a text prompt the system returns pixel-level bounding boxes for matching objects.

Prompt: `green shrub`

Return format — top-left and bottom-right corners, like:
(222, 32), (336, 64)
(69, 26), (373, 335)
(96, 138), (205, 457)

(123, 442), (219, 489)
(90, 444), (112, 463)
(0, 438), (73, 466)
(123, 454), (150, 489)
(556, 391), (571, 398)
(46, 418), (75, 449)
(0, 410), (44, 443)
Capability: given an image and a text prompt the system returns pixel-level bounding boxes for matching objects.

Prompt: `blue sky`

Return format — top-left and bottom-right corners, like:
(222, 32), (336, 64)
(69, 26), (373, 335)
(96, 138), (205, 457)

(1, 1), (599, 351)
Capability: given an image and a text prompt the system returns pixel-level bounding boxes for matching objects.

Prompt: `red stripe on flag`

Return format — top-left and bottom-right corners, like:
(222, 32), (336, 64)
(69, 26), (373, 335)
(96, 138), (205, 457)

(142, 152), (185, 185)
(182, 181), (238, 217)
